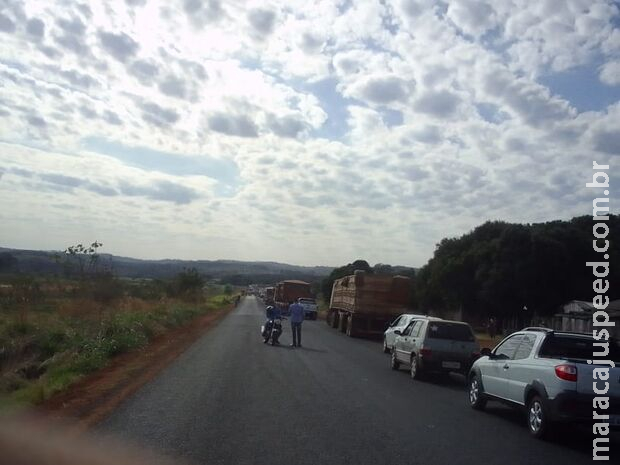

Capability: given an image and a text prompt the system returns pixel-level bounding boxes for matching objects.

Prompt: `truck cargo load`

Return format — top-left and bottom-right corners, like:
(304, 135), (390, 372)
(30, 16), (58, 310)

(274, 280), (312, 313)
(327, 270), (412, 338)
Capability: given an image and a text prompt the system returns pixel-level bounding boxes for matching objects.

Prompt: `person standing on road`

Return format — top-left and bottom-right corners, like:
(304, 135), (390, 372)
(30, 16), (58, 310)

(289, 299), (305, 348)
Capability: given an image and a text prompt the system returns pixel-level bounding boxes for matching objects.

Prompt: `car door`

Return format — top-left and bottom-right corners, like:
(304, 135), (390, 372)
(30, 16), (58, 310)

(480, 334), (523, 399)
(386, 315), (404, 348)
(407, 320), (425, 360)
(504, 334), (537, 404)
(395, 320), (417, 362)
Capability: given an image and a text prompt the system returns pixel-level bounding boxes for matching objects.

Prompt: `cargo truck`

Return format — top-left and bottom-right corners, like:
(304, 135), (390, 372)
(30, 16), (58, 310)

(327, 270), (412, 338)
(264, 286), (275, 305)
(274, 280), (313, 314)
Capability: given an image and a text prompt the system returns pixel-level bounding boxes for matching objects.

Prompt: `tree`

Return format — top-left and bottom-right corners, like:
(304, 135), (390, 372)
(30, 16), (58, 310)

(54, 241), (104, 279)
(321, 259), (373, 303)
(414, 215), (620, 324)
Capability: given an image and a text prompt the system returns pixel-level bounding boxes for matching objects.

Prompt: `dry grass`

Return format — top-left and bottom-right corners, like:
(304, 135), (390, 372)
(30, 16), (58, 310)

(0, 278), (233, 411)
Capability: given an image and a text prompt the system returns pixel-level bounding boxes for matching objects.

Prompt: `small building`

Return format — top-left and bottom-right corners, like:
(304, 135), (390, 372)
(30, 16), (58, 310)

(553, 299), (620, 338)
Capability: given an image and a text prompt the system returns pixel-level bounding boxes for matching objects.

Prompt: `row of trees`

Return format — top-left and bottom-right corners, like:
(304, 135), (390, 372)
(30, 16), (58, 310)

(323, 215), (618, 323)
(416, 215), (619, 321)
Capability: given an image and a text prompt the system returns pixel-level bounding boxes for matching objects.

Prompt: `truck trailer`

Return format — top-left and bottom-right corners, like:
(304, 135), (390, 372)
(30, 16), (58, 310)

(327, 270), (412, 338)
(274, 280), (313, 314)
(264, 286), (275, 305)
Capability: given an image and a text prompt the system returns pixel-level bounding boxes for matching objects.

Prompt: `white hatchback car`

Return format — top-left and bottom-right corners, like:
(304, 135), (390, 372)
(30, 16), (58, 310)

(383, 313), (429, 353)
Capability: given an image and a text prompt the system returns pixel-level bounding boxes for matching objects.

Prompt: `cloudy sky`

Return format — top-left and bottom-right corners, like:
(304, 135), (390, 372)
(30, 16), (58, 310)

(0, 0), (619, 267)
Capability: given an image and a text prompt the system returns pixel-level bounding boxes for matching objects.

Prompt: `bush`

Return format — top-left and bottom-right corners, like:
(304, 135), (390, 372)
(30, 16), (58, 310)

(90, 274), (124, 304)
(166, 268), (204, 301)
(127, 280), (167, 300)
(35, 329), (69, 358)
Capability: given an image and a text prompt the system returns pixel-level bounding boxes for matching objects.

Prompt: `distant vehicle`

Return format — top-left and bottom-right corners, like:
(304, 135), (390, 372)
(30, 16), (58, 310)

(273, 280), (312, 314)
(383, 313), (431, 353)
(391, 319), (479, 378)
(468, 328), (620, 438)
(264, 286), (275, 305)
(298, 298), (318, 320)
(327, 270), (412, 338)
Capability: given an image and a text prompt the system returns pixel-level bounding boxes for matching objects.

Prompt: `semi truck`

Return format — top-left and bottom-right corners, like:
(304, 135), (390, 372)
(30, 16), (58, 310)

(327, 270), (412, 338)
(274, 280), (313, 314)
(264, 286), (275, 305)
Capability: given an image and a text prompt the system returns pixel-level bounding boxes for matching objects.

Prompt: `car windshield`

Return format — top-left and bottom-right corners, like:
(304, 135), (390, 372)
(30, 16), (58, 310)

(539, 335), (620, 363)
(426, 323), (475, 342)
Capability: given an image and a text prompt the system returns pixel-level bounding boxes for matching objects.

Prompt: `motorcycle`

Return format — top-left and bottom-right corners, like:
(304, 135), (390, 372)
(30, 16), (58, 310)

(261, 317), (284, 345)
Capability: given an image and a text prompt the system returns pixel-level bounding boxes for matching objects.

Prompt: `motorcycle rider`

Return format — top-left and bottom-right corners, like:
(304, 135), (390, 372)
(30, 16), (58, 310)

(263, 305), (282, 344)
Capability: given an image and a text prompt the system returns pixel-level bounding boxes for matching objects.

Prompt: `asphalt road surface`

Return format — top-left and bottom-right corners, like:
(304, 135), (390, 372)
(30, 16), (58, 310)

(99, 296), (619, 465)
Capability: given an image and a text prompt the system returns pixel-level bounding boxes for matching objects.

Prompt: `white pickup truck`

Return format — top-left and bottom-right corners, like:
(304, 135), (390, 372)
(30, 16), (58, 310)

(468, 328), (620, 439)
(298, 298), (318, 320)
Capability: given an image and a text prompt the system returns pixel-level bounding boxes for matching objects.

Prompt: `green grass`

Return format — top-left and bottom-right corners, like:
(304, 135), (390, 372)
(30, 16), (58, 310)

(0, 288), (234, 411)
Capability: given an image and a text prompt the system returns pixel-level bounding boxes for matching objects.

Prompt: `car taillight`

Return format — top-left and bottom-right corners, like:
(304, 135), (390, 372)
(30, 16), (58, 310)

(420, 348), (432, 358)
(555, 364), (577, 382)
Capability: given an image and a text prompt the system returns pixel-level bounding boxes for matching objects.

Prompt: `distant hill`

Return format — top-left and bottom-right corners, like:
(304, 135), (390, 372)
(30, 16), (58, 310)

(0, 247), (333, 284)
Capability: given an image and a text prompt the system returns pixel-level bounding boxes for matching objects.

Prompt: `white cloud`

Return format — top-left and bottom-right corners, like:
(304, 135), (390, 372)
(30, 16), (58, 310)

(600, 60), (620, 86)
(0, 0), (618, 267)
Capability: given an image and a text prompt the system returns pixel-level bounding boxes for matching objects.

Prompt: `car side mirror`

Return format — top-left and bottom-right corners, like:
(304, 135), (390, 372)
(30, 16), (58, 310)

(481, 347), (492, 357)
(394, 329), (402, 336)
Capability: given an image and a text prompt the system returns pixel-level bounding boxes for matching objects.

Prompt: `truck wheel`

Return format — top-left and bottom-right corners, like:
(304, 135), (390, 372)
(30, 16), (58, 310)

(328, 310), (338, 328)
(346, 316), (355, 337)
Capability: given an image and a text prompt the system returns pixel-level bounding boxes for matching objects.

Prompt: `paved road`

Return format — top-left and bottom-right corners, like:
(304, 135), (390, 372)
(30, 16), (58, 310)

(100, 296), (618, 465)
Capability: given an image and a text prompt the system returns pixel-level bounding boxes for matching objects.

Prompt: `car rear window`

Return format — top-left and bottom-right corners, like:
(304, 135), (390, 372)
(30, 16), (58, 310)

(426, 322), (475, 342)
(539, 335), (620, 362)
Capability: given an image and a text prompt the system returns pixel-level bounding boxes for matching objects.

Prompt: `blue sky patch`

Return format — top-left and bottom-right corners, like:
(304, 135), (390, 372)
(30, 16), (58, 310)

(539, 62), (620, 113)
(81, 137), (240, 196)
(304, 77), (352, 140)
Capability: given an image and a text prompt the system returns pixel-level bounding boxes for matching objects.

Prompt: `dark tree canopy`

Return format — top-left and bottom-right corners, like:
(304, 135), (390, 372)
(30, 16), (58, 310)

(415, 215), (619, 321)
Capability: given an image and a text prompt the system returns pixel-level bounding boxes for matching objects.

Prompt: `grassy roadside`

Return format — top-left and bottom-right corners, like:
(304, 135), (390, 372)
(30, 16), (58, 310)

(0, 285), (233, 411)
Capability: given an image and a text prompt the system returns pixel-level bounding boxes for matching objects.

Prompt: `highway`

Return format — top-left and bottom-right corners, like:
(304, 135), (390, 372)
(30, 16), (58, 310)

(99, 296), (618, 465)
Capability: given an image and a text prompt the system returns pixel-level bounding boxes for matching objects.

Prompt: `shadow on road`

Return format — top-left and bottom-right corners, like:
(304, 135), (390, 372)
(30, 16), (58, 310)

(480, 404), (620, 453)
(294, 346), (328, 353)
(394, 370), (468, 392)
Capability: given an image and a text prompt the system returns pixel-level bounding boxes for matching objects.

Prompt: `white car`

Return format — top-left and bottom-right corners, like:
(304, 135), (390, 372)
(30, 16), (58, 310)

(383, 313), (429, 353)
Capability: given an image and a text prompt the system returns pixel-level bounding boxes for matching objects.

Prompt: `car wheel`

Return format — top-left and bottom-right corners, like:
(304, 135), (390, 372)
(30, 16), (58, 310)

(390, 349), (400, 370)
(468, 375), (487, 410)
(527, 395), (549, 439)
(383, 337), (390, 353)
(410, 356), (423, 380)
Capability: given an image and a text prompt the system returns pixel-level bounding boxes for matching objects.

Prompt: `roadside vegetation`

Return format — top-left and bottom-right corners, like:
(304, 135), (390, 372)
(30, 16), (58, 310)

(0, 243), (235, 410)
(320, 215), (620, 334)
